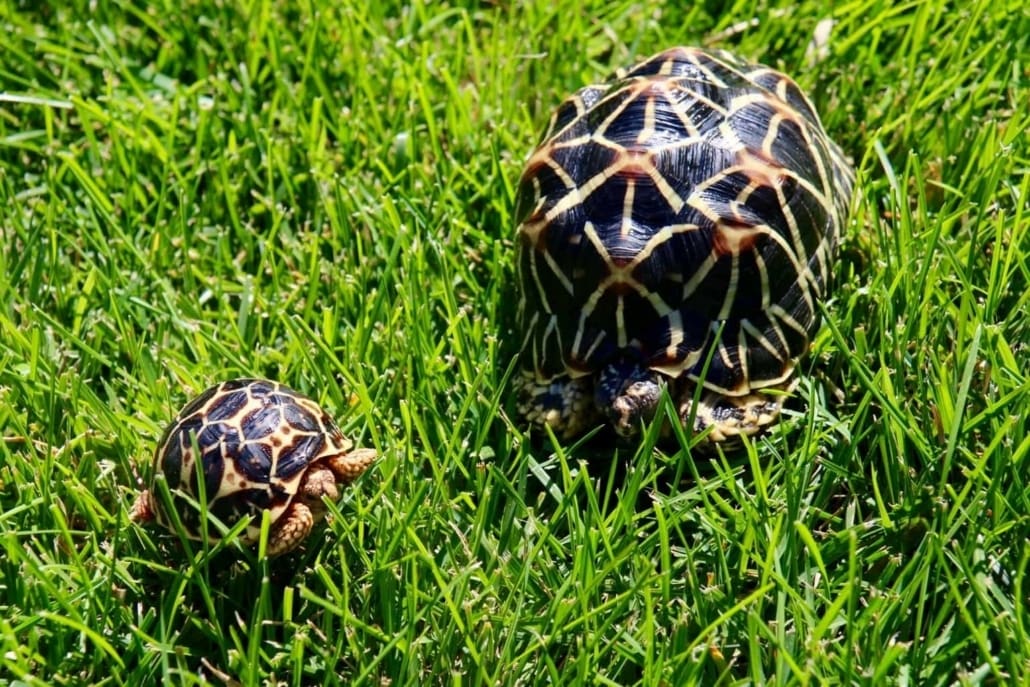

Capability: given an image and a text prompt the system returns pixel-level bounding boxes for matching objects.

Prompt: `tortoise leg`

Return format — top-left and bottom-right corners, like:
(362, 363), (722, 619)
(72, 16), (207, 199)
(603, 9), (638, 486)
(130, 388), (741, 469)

(267, 500), (315, 556)
(515, 371), (598, 439)
(324, 448), (377, 485)
(595, 362), (663, 438)
(130, 490), (156, 523)
(681, 388), (785, 445)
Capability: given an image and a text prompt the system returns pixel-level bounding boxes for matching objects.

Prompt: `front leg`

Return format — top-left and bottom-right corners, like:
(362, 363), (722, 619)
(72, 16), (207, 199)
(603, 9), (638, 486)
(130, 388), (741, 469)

(325, 448), (377, 485)
(267, 501), (315, 556)
(514, 371), (598, 439)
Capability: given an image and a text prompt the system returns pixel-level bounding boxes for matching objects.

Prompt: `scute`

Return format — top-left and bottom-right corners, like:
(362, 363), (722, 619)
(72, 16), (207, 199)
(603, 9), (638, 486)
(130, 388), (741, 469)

(232, 439), (274, 484)
(204, 389), (249, 422)
(190, 424), (231, 499)
(282, 400), (319, 433)
(241, 403), (288, 440)
(277, 433), (326, 479)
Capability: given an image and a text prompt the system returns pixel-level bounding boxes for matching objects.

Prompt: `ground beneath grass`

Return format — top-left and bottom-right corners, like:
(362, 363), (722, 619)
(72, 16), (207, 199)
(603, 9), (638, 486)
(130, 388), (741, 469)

(1, 1), (1027, 684)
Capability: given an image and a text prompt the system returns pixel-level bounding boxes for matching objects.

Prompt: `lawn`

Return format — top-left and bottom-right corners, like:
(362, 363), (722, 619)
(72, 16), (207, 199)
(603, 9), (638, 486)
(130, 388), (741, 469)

(1, 0), (1027, 684)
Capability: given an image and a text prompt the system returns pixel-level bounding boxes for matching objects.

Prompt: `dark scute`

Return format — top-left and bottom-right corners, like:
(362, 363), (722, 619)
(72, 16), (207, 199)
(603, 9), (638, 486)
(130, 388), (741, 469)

(197, 421), (238, 454)
(223, 378), (260, 392)
(234, 440), (274, 483)
(788, 184), (833, 262)
(185, 422), (239, 499)
(282, 400), (319, 433)
(547, 87), (607, 142)
(747, 335), (791, 382)
(766, 120), (819, 182)
(696, 171), (771, 229)
(517, 244), (581, 377)
(550, 97), (581, 137)
(276, 433), (324, 479)
(691, 331), (747, 392)
(516, 166), (566, 224)
(175, 384), (222, 419)
(206, 482), (292, 534)
(652, 139), (732, 193)
(201, 446), (226, 501)
(631, 219), (714, 288)
(621, 48), (713, 81)
(160, 416), (203, 489)
(242, 378), (279, 397)
(549, 139), (615, 189)
(746, 71), (818, 123)
(600, 95), (658, 145)
(206, 389), (249, 422)
(778, 279), (819, 339)
(645, 308), (710, 366)
(241, 403), (285, 440)
(744, 182), (787, 223)
(654, 95), (722, 139)
(158, 435), (184, 490)
(185, 444), (226, 503)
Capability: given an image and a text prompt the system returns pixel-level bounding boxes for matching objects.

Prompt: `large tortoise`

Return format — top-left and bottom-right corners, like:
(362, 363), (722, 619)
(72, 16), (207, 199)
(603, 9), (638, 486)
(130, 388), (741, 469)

(513, 47), (854, 443)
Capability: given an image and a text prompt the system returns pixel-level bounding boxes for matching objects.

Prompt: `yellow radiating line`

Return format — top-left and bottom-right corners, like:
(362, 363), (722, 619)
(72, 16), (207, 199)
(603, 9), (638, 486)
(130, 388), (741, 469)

(543, 163), (610, 221)
(582, 329), (607, 362)
(741, 318), (786, 361)
(664, 311), (684, 357)
(768, 303), (808, 338)
(621, 178), (636, 238)
(718, 252), (740, 320)
(761, 111), (786, 159)
(687, 52), (730, 89)
(776, 176), (806, 264)
(665, 87), (705, 137)
(551, 134), (595, 150)
(682, 252), (718, 300)
(755, 250), (771, 309)
(541, 248), (574, 295)
(735, 325), (750, 390)
(645, 163), (686, 213)
(645, 290), (673, 317)
(632, 223), (703, 268)
(528, 251), (554, 314)
(616, 295), (627, 348)
(595, 81), (648, 139)
(638, 93), (657, 143)
(541, 315), (559, 370)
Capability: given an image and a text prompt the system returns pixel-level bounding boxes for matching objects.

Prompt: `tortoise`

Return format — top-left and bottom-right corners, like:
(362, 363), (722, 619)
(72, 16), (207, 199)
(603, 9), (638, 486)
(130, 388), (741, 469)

(514, 47), (854, 443)
(131, 378), (376, 556)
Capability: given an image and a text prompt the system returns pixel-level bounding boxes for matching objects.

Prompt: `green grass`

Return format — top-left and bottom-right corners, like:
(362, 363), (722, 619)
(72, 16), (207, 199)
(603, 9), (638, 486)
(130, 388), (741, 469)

(1, 0), (1027, 684)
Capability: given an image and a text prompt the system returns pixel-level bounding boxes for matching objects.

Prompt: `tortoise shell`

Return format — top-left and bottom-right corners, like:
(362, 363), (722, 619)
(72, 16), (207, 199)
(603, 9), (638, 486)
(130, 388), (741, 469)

(514, 47), (854, 440)
(148, 378), (357, 542)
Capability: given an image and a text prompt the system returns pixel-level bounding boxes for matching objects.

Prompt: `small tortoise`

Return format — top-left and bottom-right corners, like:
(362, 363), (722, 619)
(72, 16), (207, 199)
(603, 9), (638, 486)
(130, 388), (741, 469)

(131, 378), (376, 556)
(514, 47), (854, 443)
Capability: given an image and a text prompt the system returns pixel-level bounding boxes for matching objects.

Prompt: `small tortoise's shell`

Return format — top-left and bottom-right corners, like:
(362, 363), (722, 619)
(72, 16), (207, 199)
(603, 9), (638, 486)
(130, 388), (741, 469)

(516, 47), (854, 402)
(149, 378), (354, 542)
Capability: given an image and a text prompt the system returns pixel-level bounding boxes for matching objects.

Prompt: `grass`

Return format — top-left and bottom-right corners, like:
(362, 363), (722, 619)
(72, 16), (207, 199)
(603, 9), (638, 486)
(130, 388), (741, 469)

(0, 0), (1027, 684)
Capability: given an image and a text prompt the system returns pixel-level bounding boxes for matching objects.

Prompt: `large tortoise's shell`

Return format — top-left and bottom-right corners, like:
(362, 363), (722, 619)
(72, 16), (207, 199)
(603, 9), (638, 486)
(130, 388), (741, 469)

(515, 47), (854, 396)
(149, 378), (353, 541)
